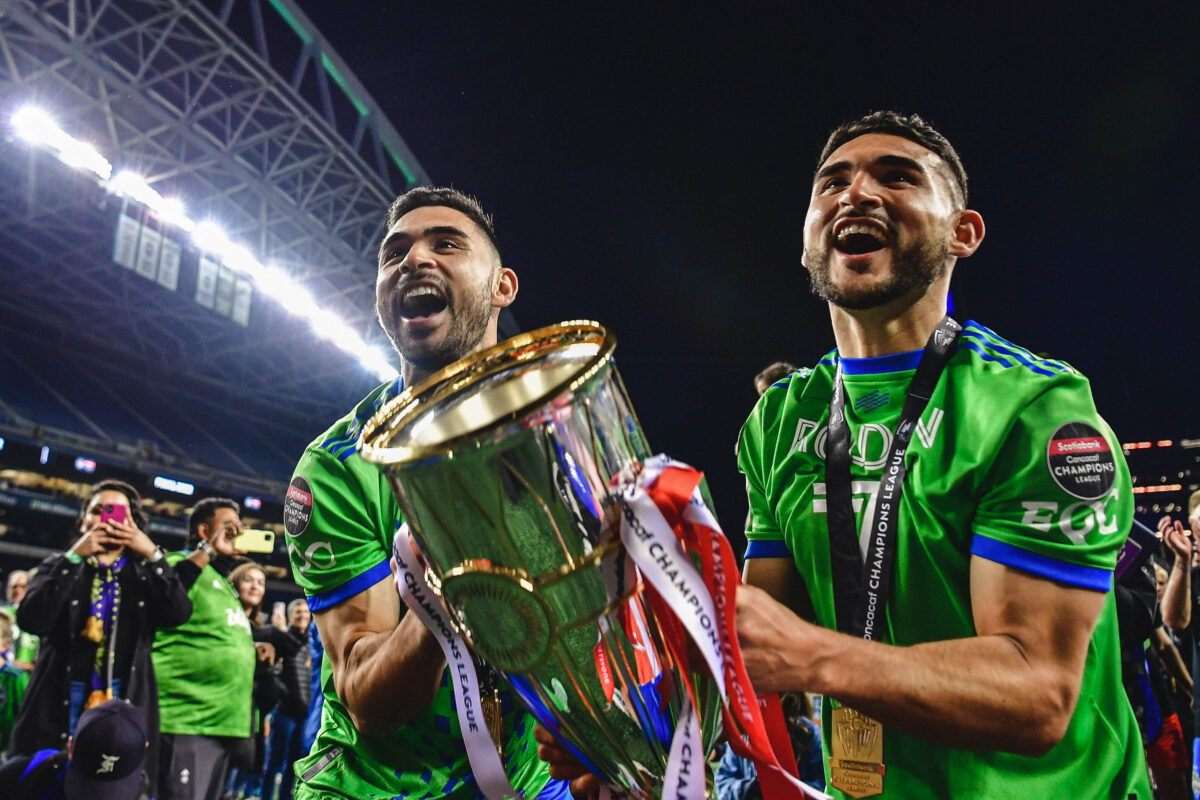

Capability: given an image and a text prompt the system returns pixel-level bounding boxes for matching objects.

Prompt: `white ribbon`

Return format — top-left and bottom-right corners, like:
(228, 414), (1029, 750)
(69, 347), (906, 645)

(617, 456), (727, 701)
(661, 695), (706, 800)
(618, 456), (831, 800)
(392, 525), (522, 800)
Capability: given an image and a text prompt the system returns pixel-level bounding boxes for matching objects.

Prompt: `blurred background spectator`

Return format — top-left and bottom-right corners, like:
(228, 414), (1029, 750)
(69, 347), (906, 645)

(8, 481), (190, 796)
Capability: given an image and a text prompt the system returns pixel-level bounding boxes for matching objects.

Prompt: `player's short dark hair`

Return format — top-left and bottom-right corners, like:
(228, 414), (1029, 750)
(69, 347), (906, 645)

(82, 479), (148, 531)
(187, 497), (239, 545)
(385, 186), (501, 260)
(754, 361), (798, 396)
(816, 111), (969, 207)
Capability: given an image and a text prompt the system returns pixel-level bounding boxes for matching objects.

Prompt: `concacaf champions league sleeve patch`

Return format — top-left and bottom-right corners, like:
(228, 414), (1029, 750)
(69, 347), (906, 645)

(283, 475), (314, 536)
(1046, 422), (1117, 500)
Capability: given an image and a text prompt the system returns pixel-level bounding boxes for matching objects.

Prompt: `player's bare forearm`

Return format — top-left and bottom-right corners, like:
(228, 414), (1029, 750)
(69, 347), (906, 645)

(318, 575), (445, 735)
(1162, 561), (1191, 629)
(738, 556), (1105, 757)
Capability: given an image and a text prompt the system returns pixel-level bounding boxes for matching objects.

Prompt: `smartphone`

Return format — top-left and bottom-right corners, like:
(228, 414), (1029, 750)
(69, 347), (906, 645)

(273, 601), (286, 619)
(100, 503), (128, 525)
(232, 528), (275, 554)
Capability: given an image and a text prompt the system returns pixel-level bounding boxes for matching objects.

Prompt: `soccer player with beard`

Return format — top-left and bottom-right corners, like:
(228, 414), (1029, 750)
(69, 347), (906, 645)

(729, 112), (1150, 798)
(283, 187), (566, 799)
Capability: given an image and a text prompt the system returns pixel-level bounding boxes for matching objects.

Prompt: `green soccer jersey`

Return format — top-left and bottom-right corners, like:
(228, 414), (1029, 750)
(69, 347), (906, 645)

(1, 604), (39, 666)
(738, 321), (1149, 799)
(0, 659), (28, 753)
(284, 379), (558, 800)
(153, 552), (256, 737)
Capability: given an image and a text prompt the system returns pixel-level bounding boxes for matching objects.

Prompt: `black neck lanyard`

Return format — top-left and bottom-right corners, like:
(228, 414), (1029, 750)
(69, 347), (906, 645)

(825, 316), (962, 640)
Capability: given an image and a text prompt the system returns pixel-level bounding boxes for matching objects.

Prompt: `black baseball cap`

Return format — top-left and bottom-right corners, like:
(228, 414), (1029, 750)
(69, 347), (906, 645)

(65, 699), (148, 800)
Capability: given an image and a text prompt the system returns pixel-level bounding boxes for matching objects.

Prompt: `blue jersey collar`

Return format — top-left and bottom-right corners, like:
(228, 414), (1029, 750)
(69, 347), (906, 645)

(838, 348), (924, 376)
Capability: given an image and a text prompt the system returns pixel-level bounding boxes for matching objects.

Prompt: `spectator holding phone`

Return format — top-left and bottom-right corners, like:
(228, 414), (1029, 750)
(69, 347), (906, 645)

(152, 498), (259, 800)
(8, 480), (192, 795)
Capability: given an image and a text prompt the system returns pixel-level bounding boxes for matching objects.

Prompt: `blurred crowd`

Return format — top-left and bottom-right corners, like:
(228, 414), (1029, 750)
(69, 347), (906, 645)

(0, 423), (1195, 800)
(0, 481), (323, 800)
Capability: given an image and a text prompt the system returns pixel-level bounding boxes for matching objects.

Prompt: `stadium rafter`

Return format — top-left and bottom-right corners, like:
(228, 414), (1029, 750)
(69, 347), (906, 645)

(0, 0), (429, 485)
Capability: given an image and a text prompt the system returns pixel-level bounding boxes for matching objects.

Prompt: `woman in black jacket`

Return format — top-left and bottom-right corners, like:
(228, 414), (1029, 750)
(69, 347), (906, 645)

(9, 480), (192, 794)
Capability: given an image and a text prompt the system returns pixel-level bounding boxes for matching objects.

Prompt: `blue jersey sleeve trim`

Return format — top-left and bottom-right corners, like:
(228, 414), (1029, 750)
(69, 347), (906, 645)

(839, 348), (924, 375)
(745, 539), (791, 559)
(537, 780), (573, 799)
(970, 534), (1112, 591)
(306, 558), (393, 612)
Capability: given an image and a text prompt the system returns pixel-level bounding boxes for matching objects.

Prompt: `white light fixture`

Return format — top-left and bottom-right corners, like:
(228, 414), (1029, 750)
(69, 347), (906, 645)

(10, 103), (400, 383)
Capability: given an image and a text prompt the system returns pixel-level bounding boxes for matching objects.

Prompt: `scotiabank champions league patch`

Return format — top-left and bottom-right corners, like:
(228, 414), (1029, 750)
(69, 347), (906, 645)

(1047, 422), (1116, 500)
(284, 475), (314, 536)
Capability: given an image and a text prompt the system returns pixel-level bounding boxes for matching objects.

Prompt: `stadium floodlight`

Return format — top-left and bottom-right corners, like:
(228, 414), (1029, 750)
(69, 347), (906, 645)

(155, 198), (194, 232)
(12, 106), (59, 143)
(59, 139), (112, 180)
(191, 220), (232, 253)
(110, 170), (163, 208)
(219, 243), (264, 281)
(9, 100), (400, 381)
(310, 308), (365, 354)
(360, 349), (400, 382)
(13, 106), (112, 180)
(253, 264), (293, 296)
(277, 282), (319, 318)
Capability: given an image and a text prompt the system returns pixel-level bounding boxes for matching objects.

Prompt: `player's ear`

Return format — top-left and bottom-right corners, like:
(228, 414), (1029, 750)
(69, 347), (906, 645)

(492, 267), (518, 309)
(948, 209), (985, 258)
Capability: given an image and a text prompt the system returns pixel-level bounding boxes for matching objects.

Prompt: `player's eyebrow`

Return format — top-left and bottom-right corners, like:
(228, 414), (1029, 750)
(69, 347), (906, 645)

(815, 159), (851, 182)
(422, 225), (468, 239)
(378, 226), (470, 262)
(874, 154), (926, 175)
(815, 154), (928, 183)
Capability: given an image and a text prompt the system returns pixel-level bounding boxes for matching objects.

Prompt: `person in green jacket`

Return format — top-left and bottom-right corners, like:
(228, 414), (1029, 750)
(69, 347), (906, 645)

(153, 498), (256, 800)
(0, 608), (29, 755)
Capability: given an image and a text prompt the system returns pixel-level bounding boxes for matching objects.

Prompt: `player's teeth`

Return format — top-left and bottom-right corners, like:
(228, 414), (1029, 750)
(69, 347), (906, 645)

(837, 224), (885, 242)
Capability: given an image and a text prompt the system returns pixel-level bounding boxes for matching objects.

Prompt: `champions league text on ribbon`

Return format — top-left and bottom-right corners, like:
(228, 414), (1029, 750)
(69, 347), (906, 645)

(616, 490), (725, 693)
(399, 569), (482, 733)
(863, 445), (905, 641)
(392, 527), (521, 800)
(620, 455), (830, 800)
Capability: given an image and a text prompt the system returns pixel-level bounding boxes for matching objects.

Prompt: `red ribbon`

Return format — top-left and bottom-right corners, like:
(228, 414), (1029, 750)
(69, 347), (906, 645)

(644, 465), (808, 797)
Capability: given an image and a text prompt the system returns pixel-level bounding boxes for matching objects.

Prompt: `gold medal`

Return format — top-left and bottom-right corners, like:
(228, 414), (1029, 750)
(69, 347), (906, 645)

(829, 705), (885, 798)
(481, 688), (504, 758)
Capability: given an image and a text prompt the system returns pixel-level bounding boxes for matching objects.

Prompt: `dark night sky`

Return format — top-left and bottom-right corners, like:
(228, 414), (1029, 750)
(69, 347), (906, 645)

(301, 4), (1200, 546)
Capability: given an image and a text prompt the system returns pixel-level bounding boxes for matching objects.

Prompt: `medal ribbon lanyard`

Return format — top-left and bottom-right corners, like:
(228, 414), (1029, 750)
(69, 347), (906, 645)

(825, 315), (961, 640)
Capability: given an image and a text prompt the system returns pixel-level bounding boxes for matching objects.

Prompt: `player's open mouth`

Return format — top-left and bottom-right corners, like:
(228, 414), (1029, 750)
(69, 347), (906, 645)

(833, 220), (889, 256)
(399, 284), (449, 319)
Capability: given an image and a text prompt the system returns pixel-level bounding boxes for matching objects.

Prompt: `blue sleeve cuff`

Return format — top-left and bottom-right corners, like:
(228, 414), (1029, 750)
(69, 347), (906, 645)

(745, 539), (791, 559)
(537, 780), (573, 799)
(306, 558), (393, 612)
(970, 534), (1112, 591)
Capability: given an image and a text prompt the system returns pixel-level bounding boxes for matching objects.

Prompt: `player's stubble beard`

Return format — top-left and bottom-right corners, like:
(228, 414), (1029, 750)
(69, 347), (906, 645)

(391, 272), (495, 374)
(805, 229), (949, 310)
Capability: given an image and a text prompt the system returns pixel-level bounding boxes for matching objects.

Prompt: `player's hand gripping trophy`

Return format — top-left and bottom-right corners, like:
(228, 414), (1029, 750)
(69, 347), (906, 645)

(360, 322), (825, 800)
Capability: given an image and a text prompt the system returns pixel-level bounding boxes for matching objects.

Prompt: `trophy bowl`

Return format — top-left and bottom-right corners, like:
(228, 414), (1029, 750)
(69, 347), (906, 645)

(359, 321), (721, 798)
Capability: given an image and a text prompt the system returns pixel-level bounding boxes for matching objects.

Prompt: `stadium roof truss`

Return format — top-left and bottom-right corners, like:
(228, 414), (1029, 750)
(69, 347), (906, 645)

(0, 0), (428, 482)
